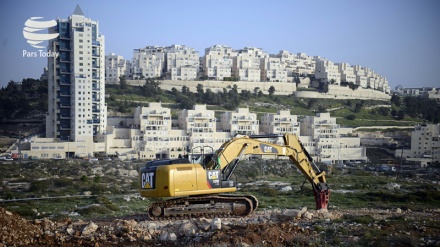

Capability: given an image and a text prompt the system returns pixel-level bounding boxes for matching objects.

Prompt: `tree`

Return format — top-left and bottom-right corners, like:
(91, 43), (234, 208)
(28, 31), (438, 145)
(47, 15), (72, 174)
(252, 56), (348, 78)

(143, 78), (161, 97)
(178, 96), (195, 109)
(181, 86), (190, 94)
(253, 87), (260, 96)
(307, 99), (317, 108)
(346, 114), (356, 120)
(391, 94), (401, 106)
(397, 110), (405, 120)
(196, 84), (204, 94)
(354, 102), (364, 113)
(318, 82), (329, 92)
(171, 87), (179, 96)
(268, 86), (276, 98)
(240, 90), (251, 100)
(377, 107), (390, 116)
(119, 76), (128, 91)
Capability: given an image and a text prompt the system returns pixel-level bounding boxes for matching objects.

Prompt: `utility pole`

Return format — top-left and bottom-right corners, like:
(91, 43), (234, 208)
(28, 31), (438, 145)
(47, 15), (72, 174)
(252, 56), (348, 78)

(67, 136), (70, 159)
(18, 131), (22, 164)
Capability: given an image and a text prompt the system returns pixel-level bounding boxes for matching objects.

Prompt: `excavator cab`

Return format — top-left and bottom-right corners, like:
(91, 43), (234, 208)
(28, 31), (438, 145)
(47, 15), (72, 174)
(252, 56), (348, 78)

(189, 146), (214, 168)
(139, 146), (238, 199)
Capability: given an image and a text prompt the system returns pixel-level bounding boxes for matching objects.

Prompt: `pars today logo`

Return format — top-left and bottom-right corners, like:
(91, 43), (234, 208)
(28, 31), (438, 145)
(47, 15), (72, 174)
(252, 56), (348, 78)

(22, 17), (59, 58)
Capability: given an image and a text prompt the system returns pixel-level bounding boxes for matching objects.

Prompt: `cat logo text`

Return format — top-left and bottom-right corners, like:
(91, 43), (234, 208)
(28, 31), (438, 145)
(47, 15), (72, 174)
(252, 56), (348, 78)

(141, 172), (155, 189)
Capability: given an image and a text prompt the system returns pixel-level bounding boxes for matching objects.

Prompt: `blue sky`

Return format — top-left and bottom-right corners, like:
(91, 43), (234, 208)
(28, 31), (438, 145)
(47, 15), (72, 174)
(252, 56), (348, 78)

(0, 0), (439, 89)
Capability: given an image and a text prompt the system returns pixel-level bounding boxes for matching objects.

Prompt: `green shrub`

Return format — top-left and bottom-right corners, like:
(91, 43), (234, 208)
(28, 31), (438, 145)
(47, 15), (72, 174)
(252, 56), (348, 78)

(77, 205), (112, 215)
(258, 187), (279, 197)
(29, 180), (50, 192)
(54, 178), (73, 187)
(80, 175), (89, 183)
(93, 176), (102, 183)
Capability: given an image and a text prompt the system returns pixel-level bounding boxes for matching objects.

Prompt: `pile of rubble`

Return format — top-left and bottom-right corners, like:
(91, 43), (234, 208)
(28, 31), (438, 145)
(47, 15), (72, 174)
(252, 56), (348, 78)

(1, 206), (439, 246)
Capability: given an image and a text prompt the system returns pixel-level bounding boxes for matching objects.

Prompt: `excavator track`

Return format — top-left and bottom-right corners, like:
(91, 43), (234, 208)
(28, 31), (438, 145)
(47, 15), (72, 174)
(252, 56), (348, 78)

(147, 194), (258, 220)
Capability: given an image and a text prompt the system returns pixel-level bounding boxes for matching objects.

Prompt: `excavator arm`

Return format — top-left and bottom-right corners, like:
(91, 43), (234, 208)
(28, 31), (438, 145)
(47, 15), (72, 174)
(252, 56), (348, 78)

(207, 133), (330, 209)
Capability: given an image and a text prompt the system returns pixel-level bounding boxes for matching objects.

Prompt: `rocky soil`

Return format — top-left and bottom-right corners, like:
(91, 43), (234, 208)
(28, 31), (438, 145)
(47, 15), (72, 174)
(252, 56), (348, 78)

(1, 206), (439, 247)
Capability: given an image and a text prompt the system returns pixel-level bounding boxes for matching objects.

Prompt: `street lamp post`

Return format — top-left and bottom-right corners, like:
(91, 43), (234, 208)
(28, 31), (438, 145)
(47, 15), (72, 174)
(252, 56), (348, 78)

(18, 131), (22, 164)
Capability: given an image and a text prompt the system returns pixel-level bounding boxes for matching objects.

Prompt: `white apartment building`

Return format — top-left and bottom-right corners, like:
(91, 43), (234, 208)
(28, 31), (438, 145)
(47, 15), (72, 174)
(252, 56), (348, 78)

(131, 46), (167, 79)
(232, 47), (268, 82)
(299, 113), (366, 164)
(166, 45), (199, 80)
(220, 108), (259, 136)
(12, 5), (108, 159)
(394, 86), (440, 100)
(178, 104), (230, 152)
(260, 110), (300, 136)
(275, 51), (316, 77)
(337, 63), (357, 84)
(396, 124), (440, 166)
(314, 59), (341, 84)
(18, 101), (367, 163)
(203, 45), (237, 80)
(352, 65), (368, 88)
(46, 5), (107, 145)
(260, 57), (288, 82)
(105, 53), (131, 84)
(104, 103), (188, 160)
(349, 63), (390, 92)
(424, 88), (440, 100)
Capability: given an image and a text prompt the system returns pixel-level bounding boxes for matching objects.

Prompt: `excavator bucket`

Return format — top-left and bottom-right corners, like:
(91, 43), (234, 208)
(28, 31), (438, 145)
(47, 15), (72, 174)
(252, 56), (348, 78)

(314, 189), (330, 210)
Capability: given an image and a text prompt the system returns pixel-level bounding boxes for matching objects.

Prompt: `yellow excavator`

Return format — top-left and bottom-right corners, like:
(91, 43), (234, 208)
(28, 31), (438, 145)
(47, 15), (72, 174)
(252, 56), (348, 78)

(139, 134), (330, 220)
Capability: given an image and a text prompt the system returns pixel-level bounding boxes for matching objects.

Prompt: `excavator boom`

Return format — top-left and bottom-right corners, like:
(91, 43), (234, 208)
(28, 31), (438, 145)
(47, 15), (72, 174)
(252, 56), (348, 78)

(208, 134), (330, 209)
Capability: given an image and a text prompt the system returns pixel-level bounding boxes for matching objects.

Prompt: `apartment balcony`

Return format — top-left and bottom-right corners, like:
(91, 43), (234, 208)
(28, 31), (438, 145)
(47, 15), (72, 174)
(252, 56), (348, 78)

(92, 53), (100, 57)
(190, 128), (213, 133)
(144, 120), (164, 125)
(59, 80), (71, 85)
(59, 115), (71, 119)
(59, 56), (71, 63)
(75, 74), (86, 79)
(316, 120), (336, 125)
(59, 34), (70, 40)
(276, 127), (299, 133)
(92, 97), (100, 102)
(59, 45), (70, 51)
(92, 76), (100, 81)
(92, 41), (101, 46)
(92, 108), (100, 113)
(59, 92), (71, 97)
(60, 69), (71, 74)
(235, 130), (256, 136)
(145, 126), (167, 131)
(59, 103), (71, 108)
(93, 119), (100, 124)
(318, 134), (338, 139)
(59, 125), (71, 130)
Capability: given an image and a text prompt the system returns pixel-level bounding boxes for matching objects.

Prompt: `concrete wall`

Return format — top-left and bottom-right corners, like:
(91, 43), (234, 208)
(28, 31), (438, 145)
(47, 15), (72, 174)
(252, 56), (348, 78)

(126, 79), (389, 100)
(127, 79), (297, 95)
(295, 84), (390, 100)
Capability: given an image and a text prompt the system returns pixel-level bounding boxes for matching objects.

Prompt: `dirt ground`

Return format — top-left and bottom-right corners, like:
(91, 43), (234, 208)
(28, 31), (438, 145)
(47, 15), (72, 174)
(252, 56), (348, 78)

(1, 206), (439, 247)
